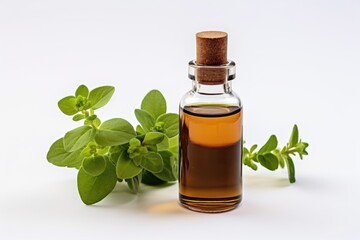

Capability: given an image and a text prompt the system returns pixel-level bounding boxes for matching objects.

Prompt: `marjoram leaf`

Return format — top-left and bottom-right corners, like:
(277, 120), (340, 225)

(63, 126), (94, 152)
(77, 157), (117, 205)
(258, 135), (278, 155)
(95, 118), (136, 146)
(141, 90), (166, 119)
(88, 86), (115, 110)
(47, 138), (83, 169)
(289, 124), (299, 148)
(134, 109), (155, 132)
(58, 96), (77, 116)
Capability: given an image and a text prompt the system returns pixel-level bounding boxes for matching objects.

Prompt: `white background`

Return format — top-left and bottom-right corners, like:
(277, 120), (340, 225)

(1, 0), (359, 239)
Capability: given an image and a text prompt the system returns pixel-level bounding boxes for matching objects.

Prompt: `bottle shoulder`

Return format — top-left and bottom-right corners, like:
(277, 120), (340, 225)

(180, 90), (242, 109)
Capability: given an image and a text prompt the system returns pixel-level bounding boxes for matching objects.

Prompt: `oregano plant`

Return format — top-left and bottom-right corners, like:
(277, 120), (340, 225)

(47, 84), (309, 205)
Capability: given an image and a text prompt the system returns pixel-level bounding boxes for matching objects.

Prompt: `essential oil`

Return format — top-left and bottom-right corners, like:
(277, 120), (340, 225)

(179, 31), (243, 213)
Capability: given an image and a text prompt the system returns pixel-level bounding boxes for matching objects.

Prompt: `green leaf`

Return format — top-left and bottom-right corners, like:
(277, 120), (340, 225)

(243, 147), (249, 155)
(153, 151), (177, 182)
(95, 118), (136, 146)
(72, 114), (85, 121)
(82, 155), (107, 176)
(258, 135), (278, 155)
(129, 138), (141, 147)
(244, 157), (258, 171)
(75, 85), (89, 98)
(136, 125), (145, 135)
(141, 170), (165, 186)
(258, 153), (279, 171)
(88, 86), (115, 110)
(156, 113), (179, 138)
(63, 126), (93, 152)
(132, 156), (142, 166)
(142, 132), (165, 145)
(92, 117), (101, 128)
(109, 145), (127, 166)
(285, 156), (296, 183)
(141, 90), (166, 119)
(47, 138), (83, 169)
(296, 142), (308, 155)
(157, 135), (169, 151)
(87, 115), (97, 121)
(125, 174), (142, 193)
(140, 152), (163, 173)
(168, 135), (179, 155)
(116, 151), (142, 179)
(289, 124), (299, 148)
(58, 96), (78, 116)
(77, 157), (117, 205)
(134, 109), (155, 132)
(250, 144), (258, 153)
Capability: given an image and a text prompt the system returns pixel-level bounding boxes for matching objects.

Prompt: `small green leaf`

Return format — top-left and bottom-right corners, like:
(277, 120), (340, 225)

(82, 155), (107, 176)
(77, 157), (117, 205)
(129, 138), (141, 147)
(88, 86), (115, 110)
(125, 174), (142, 193)
(136, 125), (145, 135)
(140, 152), (163, 173)
(75, 85), (89, 98)
(87, 115), (97, 121)
(258, 135), (278, 155)
(72, 114), (85, 121)
(250, 144), (258, 153)
(116, 151), (142, 179)
(168, 135), (179, 155)
(109, 145), (127, 166)
(258, 153), (279, 171)
(141, 170), (165, 186)
(157, 135), (169, 151)
(243, 147), (249, 155)
(156, 113), (179, 138)
(244, 157), (258, 171)
(92, 117), (101, 128)
(133, 156), (142, 166)
(153, 151), (177, 182)
(63, 126), (93, 152)
(295, 142), (307, 155)
(58, 96), (78, 116)
(95, 118), (136, 146)
(289, 124), (299, 148)
(141, 90), (166, 119)
(142, 132), (165, 145)
(134, 109), (155, 132)
(47, 138), (83, 169)
(285, 156), (296, 183)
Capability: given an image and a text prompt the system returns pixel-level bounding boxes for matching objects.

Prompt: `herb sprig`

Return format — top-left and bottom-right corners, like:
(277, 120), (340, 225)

(47, 85), (309, 205)
(47, 85), (179, 204)
(243, 125), (309, 183)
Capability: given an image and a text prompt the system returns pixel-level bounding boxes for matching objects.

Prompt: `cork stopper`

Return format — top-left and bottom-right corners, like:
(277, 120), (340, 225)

(195, 31), (228, 84)
(196, 31), (228, 65)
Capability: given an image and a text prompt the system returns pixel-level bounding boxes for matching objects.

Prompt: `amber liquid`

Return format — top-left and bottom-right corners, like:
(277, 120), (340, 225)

(179, 105), (243, 213)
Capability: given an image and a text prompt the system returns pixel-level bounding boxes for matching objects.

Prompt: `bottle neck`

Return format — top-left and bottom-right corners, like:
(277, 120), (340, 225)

(192, 81), (232, 94)
(188, 60), (236, 94)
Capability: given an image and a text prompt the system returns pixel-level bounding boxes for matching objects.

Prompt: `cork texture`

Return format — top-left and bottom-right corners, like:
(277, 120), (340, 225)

(196, 31), (227, 65)
(196, 31), (228, 84)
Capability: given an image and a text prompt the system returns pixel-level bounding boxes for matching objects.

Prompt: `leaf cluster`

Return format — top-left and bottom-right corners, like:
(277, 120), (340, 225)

(47, 85), (179, 204)
(243, 125), (309, 183)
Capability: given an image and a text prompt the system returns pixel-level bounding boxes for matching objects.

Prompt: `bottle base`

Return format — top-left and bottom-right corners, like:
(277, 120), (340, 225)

(179, 194), (242, 213)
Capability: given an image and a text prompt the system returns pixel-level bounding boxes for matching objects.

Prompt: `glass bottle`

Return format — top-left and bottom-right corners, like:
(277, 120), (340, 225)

(179, 31), (243, 213)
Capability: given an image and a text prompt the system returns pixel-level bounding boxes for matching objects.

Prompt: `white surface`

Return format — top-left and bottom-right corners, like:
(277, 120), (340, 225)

(1, 0), (359, 239)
